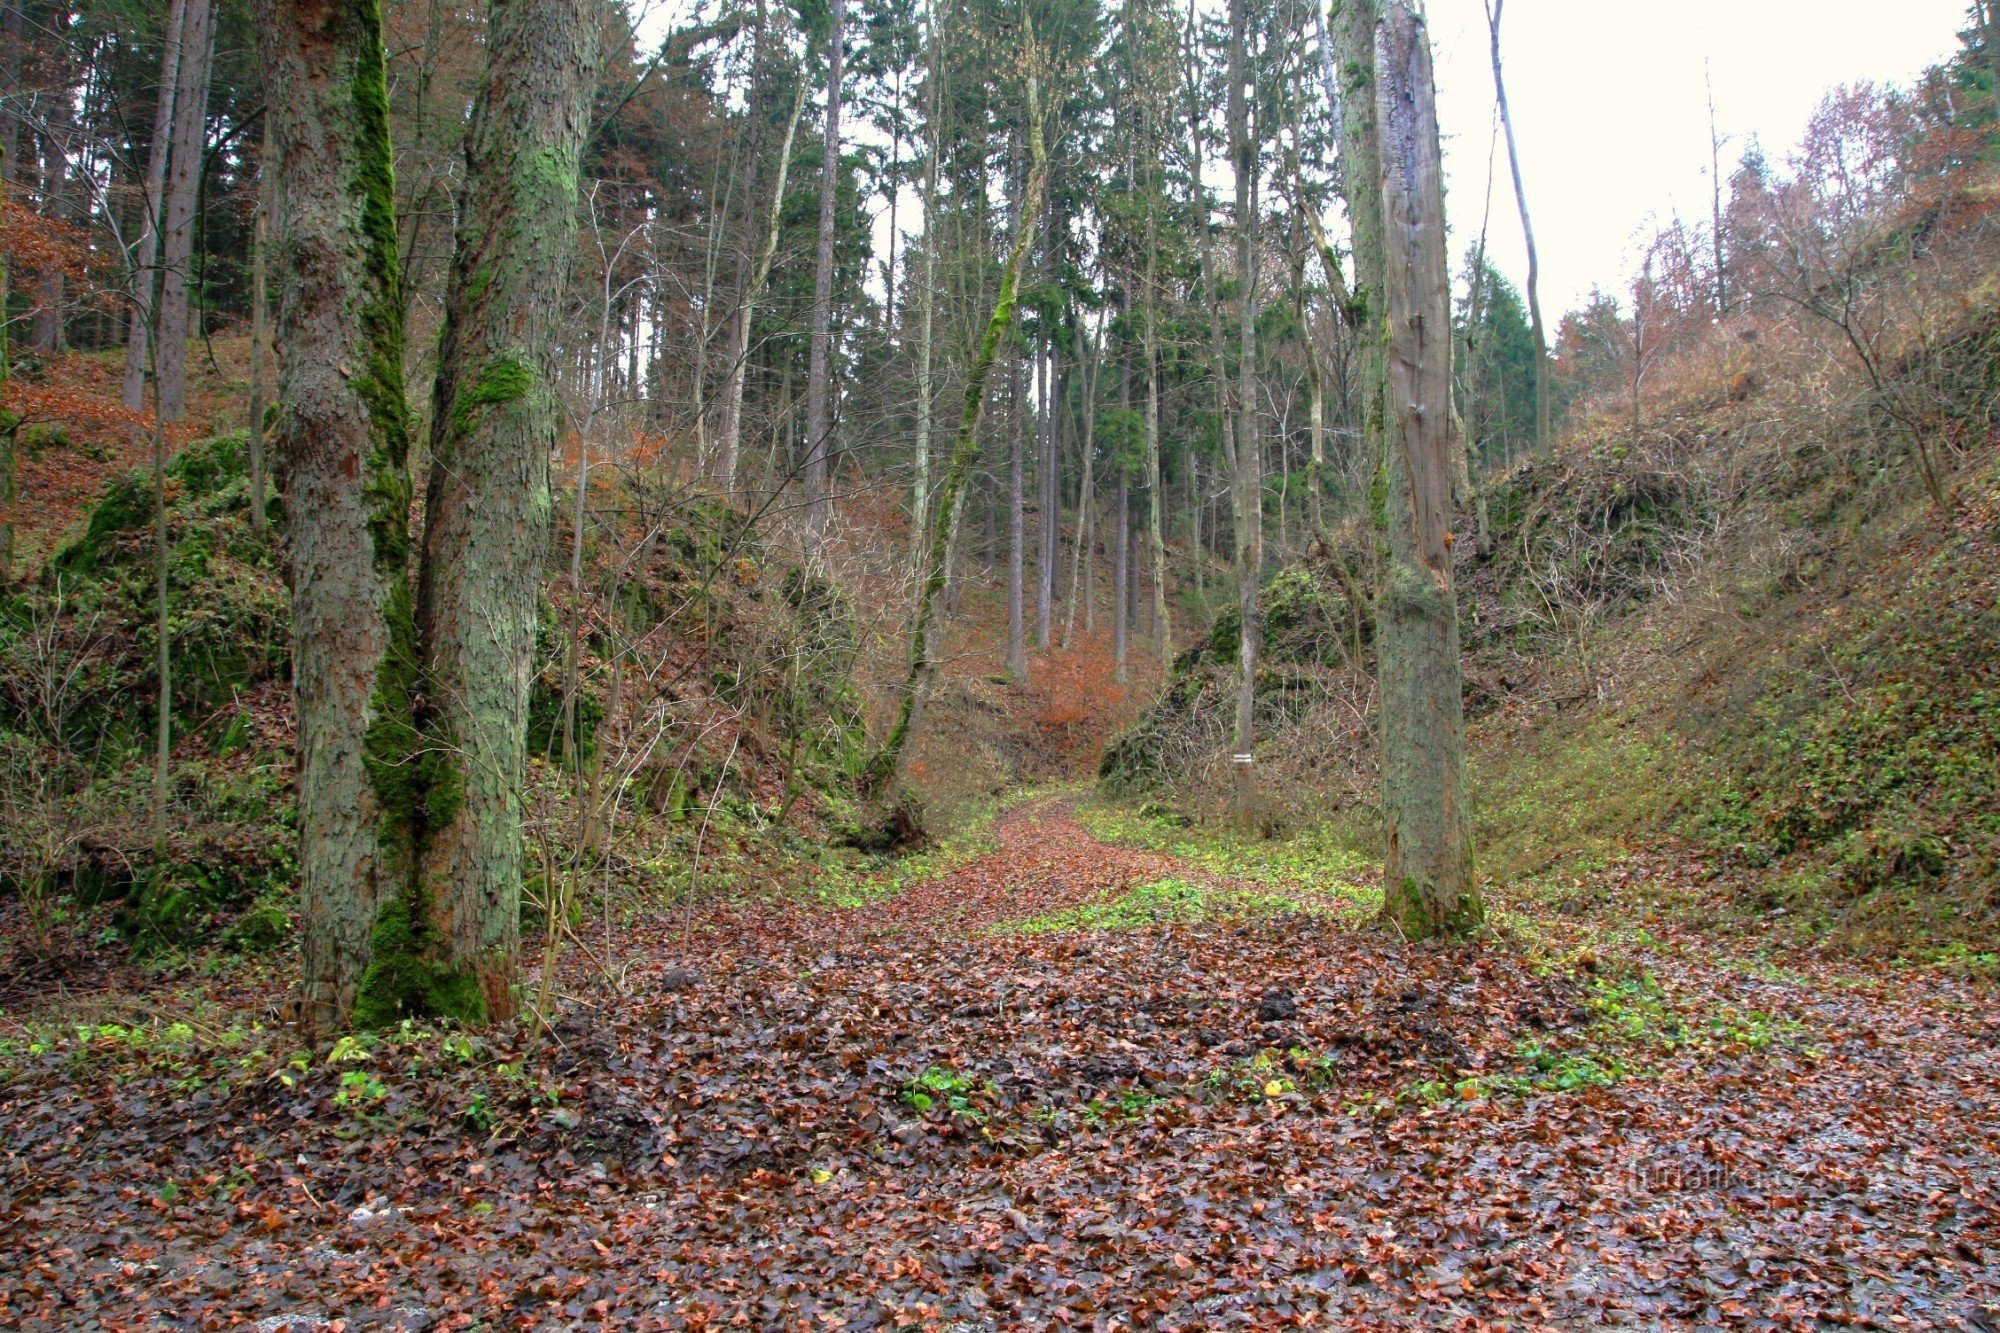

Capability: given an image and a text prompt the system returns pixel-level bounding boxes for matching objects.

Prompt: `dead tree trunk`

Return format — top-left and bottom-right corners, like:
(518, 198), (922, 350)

(1486, 0), (1547, 454)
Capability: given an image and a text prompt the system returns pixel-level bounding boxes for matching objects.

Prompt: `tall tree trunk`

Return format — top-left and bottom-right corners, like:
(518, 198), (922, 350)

(1113, 480), (1128, 681)
(1228, 0), (1262, 826)
(802, 0), (845, 548)
(1373, 0), (1478, 939)
(719, 73), (806, 495)
(256, 0), (419, 1037)
(32, 32), (78, 355)
(1037, 336), (1057, 650)
(247, 132), (270, 539)
(1006, 347), (1027, 680)
(0, 139), (9, 583)
(156, 0), (215, 422)
(865, 45), (1049, 790)
(1486, 0), (1547, 454)
(909, 0), (941, 553)
(1142, 196), (1169, 669)
(122, 0), (187, 410)
(412, 0), (598, 1024)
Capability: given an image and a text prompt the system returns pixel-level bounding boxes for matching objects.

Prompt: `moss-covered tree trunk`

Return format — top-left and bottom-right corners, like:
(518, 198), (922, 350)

(412, 0), (598, 1025)
(254, 0), (419, 1037)
(1371, 0), (1479, 939)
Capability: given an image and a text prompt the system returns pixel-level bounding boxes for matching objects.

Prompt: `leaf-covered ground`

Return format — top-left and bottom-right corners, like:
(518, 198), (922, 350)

(3, 798), (1998, 1328)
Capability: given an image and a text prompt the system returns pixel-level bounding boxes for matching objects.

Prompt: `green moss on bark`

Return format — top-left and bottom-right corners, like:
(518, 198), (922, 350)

(352, 893), (489, 1028)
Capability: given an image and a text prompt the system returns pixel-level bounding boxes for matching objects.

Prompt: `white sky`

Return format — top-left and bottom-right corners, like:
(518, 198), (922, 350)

(1426, 0), (1970, 312)
(639, 0), (1973, 320)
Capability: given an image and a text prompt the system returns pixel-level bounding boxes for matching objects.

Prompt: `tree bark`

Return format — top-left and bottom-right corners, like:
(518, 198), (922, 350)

(1113, 480), (1128, 680)
(255, 0), (419, 1037)
(802, 0), (845, 547)
(412, 0), (597, 1025)
(248, 136), (270, 539)
(1373, 0), (1478, 939)
(122, 0), (187, 410)
(156, 0), (215, 422)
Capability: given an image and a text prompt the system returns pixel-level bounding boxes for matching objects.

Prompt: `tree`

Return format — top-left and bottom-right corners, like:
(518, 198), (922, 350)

(866, 8), (1051, 791)
(412, 0), (600, 1025)
(1368, 0), (1477, 939)
(1484, 0), (1547, 455)
(803, 0), (847, 548)
(1226, 0), (1261, 827)
(154, 0), (216, 421)
(120, 0), (188, 412)
(254, 0), (420, 1036)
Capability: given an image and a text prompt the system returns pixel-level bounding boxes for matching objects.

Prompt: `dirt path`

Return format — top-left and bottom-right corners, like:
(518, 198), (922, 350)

(4, 798), (1998, 1328)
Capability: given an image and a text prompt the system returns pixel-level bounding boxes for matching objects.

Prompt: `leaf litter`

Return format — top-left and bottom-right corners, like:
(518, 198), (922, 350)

(2, 797), (1997, 1328)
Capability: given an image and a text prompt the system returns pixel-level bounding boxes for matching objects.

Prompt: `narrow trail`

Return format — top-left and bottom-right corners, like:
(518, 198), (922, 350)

(4, 798), (1998, 1328)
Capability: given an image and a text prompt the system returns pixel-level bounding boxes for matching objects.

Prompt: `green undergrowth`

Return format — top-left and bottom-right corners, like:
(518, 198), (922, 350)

(1074, 798), (1379, 913)
(1403, 970), (1810, 1111)
(1686, 472), (2000, 954)
(1470, 713), (1687, 892)
(994, 875), (1339, 935)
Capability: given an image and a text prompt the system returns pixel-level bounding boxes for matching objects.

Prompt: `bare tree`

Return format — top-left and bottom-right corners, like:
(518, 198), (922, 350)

(1485, 0), (1547, 454)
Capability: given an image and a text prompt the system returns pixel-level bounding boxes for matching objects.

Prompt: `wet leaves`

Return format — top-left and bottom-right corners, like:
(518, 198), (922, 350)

(2, 798), (1998, 1327)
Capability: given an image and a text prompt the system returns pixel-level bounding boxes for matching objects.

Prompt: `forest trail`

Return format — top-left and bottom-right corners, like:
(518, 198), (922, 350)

(6, 796), (2000, 1327)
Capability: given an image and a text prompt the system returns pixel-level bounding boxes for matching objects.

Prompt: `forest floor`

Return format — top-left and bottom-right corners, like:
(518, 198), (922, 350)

(3, 795), (1999, 1329)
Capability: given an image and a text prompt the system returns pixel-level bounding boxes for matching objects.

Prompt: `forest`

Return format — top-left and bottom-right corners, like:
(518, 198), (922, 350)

(0, 0), (1997, 1323)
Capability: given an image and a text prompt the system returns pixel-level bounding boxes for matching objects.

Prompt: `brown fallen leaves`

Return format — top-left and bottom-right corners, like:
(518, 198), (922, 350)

(1, 798), (1997, 1328)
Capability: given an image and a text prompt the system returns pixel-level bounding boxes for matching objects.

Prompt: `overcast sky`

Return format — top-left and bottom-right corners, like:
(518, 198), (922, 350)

(1426, 0), (1970, 313)
(640, 0), (1973, 321)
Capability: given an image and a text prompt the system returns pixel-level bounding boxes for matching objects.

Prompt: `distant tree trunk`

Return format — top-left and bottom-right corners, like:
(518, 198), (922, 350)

(0, 0), (20, 197)
(1006, 350), (1027, 680)
(720, 74), (805, 495)
(0, 147), (8, 578)
(247, 133), (270, 539)
(1037, 338), (1057, 650)
(909, 2), (941, 552)
(1373, 0), (1478, 939)
(122, 0), (187, 410)
(156, 0), (215, 422)
(1486, 0), (1546, 454)
(31, 30), (78, 355)
(865, 49), (1048, 790)
(1113, 481), (1128, 680)
(1228, 0), (1262, 826)
(802, 0), (845, 548)
(256, 0), (419, 1037)
(1142, 204), (1170, 669)
(412, 0), (597, 1025)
